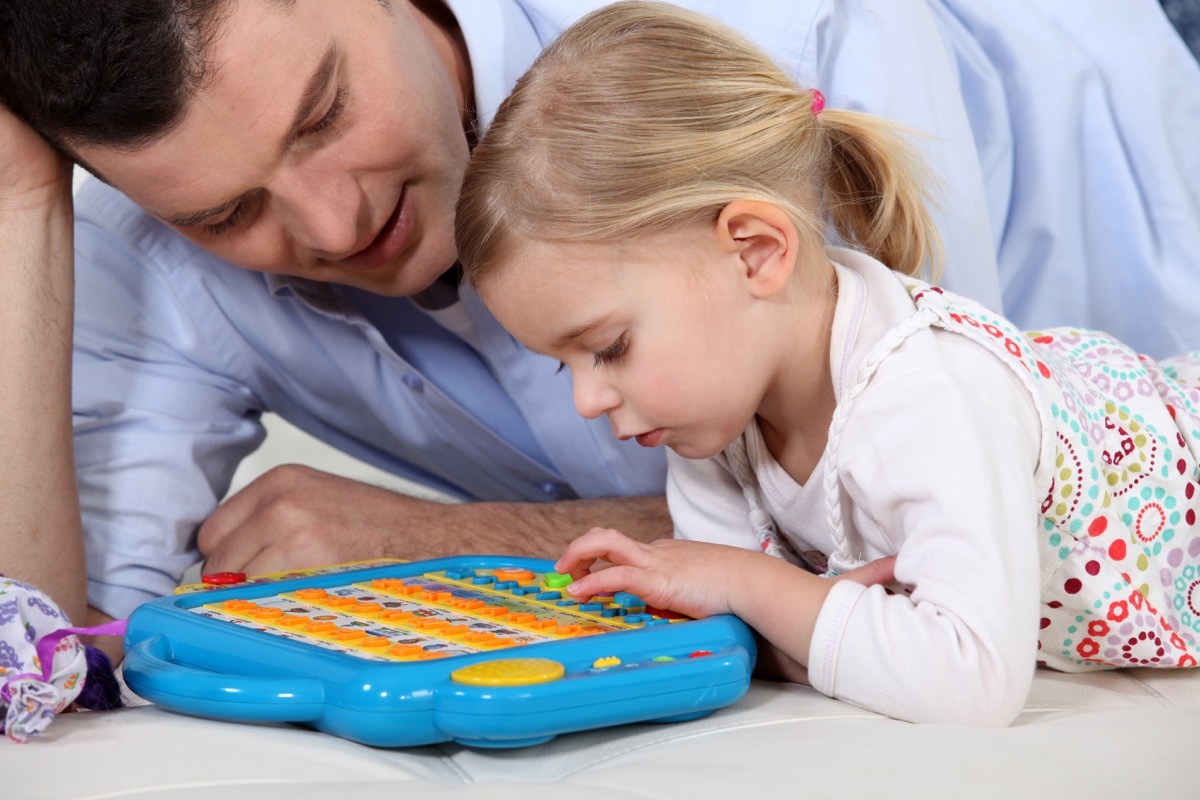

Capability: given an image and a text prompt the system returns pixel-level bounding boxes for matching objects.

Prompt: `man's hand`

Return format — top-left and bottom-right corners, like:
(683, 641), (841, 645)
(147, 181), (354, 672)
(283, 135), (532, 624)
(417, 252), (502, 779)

(0, 102), (71, 210)
(199, 464), (673, 576)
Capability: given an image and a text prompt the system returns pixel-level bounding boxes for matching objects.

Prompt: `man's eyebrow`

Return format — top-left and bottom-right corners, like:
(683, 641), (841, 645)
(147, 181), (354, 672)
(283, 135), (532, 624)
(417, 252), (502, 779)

(160, 41), (339, 229)
(285, 40), (340, 147)
(555, 313), (615, 348)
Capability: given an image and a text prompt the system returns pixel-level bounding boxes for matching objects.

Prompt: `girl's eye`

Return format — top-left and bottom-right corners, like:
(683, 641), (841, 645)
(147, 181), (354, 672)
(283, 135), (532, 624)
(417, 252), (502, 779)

(593, 333), (629, 368)
(306, 86), (347, 137)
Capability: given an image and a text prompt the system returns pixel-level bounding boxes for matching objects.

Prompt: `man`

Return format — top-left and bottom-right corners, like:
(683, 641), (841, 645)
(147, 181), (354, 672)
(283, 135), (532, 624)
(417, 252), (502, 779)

(2, 0), (1198, 638)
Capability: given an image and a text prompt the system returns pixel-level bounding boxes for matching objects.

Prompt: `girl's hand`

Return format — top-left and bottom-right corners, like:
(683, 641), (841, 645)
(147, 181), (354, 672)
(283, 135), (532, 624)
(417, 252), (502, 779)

(554, 527), (765, 619)
(835, 555), (896, 589)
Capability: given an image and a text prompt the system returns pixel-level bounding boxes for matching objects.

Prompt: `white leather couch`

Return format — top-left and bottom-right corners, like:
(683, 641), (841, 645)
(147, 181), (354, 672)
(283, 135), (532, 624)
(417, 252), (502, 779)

(10, 418), (1200, 798)
(9, 667), (1200, 799)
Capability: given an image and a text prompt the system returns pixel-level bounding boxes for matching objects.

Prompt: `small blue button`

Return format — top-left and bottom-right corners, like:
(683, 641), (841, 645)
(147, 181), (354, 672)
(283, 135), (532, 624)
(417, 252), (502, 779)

(556, 599), (577, 607)
(493, 580), (518, 591)
(472, 575), (495, 585)
(624, 614), (648, 625)
(613, 592), (646, 609)
(579, 602), (603, 613)
(600, 608), (619, 618)
(446, 569), (476, 580)
(644, 618), (670, 627)
(536, 591), (562, 601)
(401, 372), (425, 392)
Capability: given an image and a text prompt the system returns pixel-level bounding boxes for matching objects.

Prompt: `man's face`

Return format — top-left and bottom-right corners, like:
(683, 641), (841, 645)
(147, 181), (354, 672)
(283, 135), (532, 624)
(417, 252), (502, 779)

(76, 0), (471, 296)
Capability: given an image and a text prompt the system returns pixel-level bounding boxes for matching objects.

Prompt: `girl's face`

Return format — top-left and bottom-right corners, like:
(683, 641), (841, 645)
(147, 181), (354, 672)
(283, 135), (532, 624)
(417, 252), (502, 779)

(479, 223), (802, 460)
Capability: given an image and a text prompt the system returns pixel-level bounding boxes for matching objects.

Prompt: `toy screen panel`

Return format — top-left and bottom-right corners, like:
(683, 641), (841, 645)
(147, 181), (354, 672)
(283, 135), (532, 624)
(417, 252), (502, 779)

(191, 564), (681, 662)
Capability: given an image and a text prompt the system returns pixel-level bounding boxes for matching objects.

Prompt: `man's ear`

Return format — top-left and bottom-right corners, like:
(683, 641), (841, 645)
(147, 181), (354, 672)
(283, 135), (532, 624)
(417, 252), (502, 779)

(715, 200), (799, 299)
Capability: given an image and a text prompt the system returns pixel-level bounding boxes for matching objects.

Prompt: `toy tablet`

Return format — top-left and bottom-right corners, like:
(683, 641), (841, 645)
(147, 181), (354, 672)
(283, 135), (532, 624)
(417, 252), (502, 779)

(122, 556), (756, 748)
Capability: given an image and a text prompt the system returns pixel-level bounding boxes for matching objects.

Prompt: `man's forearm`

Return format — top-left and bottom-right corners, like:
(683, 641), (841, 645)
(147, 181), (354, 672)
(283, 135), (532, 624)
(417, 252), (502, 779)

(202, 465), (674, 578)
(387, 493), (674, 561)
(0, 158), (86, 625)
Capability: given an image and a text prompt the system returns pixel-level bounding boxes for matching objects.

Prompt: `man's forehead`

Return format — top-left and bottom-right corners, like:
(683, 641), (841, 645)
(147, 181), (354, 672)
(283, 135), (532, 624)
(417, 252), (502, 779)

(104, 4), (331, 220)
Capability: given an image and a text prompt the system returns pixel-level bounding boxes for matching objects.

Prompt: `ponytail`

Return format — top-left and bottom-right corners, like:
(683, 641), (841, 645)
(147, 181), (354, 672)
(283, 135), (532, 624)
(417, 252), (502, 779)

(457, 1), (944, 286)
(818, 108), (943, 278)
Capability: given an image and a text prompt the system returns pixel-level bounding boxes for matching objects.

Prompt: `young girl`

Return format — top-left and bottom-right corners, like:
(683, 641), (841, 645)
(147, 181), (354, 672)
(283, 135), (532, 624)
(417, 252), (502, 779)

(455, 1), (1200, 726)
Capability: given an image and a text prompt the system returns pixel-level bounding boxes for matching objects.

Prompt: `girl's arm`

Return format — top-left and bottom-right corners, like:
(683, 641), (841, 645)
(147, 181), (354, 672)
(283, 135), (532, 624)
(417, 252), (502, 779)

(803, 338), (1045, 726)
(556, 528), (896, 676)
(561, 333), (1044, 726)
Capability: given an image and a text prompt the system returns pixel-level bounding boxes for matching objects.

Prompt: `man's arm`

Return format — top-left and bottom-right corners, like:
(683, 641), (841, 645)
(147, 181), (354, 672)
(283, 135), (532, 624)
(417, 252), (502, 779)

(0, 104), (87, 625)
(199, 464), (672, 576)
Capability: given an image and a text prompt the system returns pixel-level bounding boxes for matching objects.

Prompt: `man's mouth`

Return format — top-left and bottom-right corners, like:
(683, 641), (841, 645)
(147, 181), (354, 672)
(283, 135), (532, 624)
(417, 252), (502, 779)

(338, 187), (412, 271)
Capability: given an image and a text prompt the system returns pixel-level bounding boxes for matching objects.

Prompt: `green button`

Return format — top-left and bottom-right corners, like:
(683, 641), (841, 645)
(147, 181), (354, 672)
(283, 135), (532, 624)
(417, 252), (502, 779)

(542, 571), (574, 589)
(652, 656), (676, 662)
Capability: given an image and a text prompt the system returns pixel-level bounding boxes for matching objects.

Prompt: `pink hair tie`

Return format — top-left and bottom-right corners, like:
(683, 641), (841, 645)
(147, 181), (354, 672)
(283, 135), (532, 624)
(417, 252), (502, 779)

(810, 89), (825, 117)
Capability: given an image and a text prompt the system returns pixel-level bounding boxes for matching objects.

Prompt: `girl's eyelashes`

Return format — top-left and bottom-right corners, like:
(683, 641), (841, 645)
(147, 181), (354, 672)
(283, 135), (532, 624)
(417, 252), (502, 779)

(549, 333), (627, 373)
(593, 332), (629, 368)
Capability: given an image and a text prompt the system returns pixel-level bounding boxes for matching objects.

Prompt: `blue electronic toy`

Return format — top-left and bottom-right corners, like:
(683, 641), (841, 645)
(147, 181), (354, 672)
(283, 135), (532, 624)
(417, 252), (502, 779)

(122, 556), (756, 748)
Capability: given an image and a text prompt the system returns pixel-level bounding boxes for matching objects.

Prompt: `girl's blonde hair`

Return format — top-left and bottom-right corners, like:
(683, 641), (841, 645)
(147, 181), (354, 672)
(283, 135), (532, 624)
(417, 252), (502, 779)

(456, 1), (942, 285)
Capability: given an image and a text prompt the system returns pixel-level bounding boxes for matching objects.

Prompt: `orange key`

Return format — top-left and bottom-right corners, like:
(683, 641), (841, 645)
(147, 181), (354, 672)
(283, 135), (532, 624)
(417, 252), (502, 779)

(390, 644), (424, 658)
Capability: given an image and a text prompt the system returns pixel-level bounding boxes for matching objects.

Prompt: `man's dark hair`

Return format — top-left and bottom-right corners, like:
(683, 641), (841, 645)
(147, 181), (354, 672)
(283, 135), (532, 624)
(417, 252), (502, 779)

(0, 0), (233, 154)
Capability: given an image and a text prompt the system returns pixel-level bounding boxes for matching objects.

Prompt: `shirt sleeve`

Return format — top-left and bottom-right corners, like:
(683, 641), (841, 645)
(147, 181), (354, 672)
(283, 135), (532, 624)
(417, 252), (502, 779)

(73, 199), (267, 619)
(807, 328), (1045, 726)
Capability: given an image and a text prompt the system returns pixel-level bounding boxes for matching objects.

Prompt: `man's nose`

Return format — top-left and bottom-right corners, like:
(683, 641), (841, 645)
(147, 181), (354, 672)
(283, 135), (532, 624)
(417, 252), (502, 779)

(572, 371), (621, 420)
(274, 167), (366, 259)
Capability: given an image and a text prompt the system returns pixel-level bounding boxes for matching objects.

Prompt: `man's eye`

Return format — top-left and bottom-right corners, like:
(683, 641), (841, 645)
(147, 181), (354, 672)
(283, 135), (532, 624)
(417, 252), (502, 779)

(200, 190), (263, 237)
(593, 333), (629, 368)
(203, 204), (247, 236)
(306, 86), (347, 137)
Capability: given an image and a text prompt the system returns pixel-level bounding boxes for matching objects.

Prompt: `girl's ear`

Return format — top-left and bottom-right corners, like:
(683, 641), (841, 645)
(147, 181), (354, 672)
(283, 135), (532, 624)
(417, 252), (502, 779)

(715, 200), (799, 299)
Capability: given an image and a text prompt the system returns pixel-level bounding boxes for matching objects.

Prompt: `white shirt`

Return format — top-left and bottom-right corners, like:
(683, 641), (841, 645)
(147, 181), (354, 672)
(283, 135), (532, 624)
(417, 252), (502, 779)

(667, 250), (1045, 726)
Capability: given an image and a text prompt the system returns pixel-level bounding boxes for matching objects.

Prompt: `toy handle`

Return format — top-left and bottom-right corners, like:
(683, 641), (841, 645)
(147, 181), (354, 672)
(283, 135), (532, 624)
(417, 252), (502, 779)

(123, 635), (326, 723)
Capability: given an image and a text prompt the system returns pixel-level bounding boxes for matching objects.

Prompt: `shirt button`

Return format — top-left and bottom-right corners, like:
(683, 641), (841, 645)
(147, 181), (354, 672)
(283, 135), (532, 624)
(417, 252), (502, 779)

(538, 481), (576, 500)
(401, 372), (425, 393)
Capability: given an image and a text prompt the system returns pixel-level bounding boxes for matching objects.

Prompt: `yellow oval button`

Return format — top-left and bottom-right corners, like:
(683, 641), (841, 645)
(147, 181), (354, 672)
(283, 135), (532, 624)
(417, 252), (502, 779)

(451, 658), (566, 687)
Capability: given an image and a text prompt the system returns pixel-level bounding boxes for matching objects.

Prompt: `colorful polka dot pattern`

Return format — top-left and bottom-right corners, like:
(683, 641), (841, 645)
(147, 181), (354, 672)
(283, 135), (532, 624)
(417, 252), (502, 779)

(909, 282), (1200, 671)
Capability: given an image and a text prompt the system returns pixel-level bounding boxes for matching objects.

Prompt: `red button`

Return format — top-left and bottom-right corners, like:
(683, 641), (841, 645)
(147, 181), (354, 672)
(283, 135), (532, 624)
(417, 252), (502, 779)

(689, 650), (713, 658)
(202, 571), (247, 585)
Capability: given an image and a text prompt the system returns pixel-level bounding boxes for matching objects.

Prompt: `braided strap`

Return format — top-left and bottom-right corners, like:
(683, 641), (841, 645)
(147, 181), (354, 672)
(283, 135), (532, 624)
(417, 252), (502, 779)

(823, 306), (939, 574)
(724, 435), (795, 560)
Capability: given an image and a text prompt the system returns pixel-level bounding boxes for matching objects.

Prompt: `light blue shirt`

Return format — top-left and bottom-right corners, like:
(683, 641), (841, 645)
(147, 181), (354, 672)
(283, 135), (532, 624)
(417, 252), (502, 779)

(75, 0), (1200, 618)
